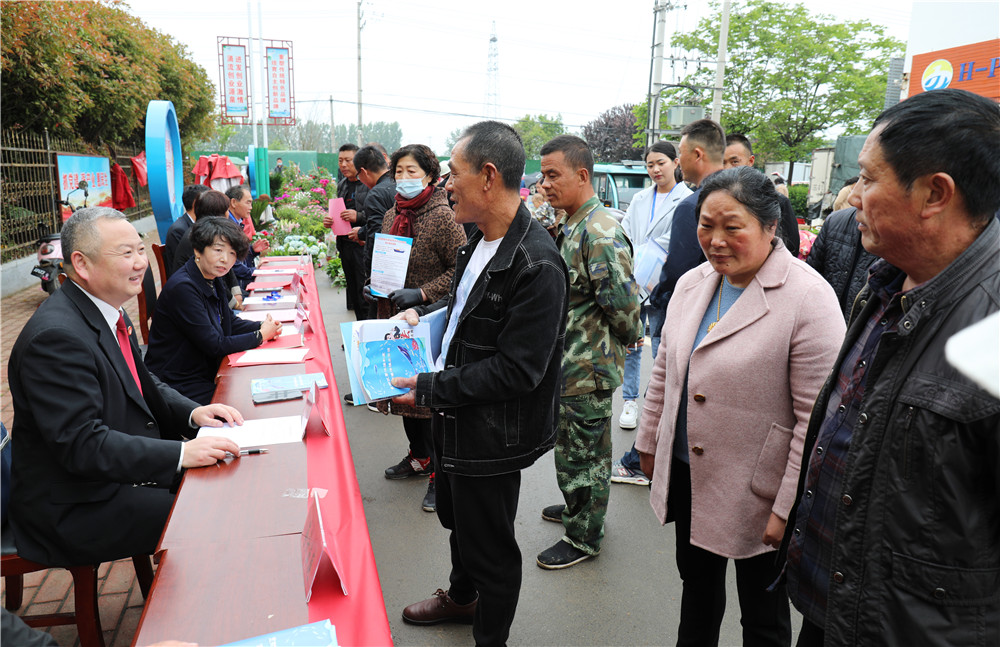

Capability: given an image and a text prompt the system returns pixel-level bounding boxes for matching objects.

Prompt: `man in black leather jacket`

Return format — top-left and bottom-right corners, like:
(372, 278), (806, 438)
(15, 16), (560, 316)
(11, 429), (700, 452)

(782, 89), (1000, 646)
(390, 121), (569, 647)
(805, 206), (878, 320)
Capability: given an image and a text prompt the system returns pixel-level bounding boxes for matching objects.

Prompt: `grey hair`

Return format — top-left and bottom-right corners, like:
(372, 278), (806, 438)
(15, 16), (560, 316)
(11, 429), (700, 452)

(61, 207), (128, 261)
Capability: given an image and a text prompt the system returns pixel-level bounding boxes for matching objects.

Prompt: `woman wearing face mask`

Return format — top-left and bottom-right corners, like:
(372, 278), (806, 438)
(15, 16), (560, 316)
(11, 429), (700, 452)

(372, 144), (466, 514)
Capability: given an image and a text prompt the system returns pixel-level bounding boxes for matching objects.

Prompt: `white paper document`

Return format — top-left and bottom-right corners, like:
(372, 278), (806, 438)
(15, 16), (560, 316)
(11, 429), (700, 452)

(238, 308), (299, 322)
(279, 324), (300, 337)
(370, 234), (413, 297)
(197, 415), (304, 447)
(243, 294), (300, 311)
(253, 267), (298, 276)
(633, 239), (668, 300)
(231, 347), (309, 366)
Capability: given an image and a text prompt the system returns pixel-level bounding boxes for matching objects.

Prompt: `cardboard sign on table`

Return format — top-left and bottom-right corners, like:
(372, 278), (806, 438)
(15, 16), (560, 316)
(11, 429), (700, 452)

(301, 488), (348, 601)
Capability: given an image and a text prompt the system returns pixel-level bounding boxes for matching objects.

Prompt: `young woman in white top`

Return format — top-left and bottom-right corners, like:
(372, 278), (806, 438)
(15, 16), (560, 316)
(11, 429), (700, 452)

(617, 141), (693, 432)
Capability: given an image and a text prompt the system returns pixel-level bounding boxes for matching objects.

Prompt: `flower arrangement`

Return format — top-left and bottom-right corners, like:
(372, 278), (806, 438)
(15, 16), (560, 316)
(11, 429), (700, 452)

(261, 166), (344, 286)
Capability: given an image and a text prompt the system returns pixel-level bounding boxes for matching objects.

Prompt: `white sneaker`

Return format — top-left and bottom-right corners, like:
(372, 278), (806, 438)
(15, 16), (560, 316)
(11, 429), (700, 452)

(619, 400), (638, 429)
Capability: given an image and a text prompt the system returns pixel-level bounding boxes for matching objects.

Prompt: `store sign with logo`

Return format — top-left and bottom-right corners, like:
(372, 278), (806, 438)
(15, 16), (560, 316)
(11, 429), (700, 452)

(909, 39), (1000, 100)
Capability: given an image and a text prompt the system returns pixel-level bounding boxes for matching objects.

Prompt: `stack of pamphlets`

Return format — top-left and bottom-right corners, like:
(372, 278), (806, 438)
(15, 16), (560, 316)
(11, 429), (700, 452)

(339, 314), (443, 405)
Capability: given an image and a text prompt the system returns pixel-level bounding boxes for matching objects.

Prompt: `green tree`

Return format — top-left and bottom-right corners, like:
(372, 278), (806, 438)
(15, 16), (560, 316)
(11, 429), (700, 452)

(282, 120), (333, 153)
(334, 121), (403, 154)
(1, 1), (216, 148)
(444, 127), (467, 152)
(637, 0), (903, 176)
(512, 114), (565, 159)
(582, 105), (645, 163)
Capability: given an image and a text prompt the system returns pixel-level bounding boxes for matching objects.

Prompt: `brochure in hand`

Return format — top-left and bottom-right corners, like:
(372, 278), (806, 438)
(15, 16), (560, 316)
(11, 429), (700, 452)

(339, 318), (440, 405)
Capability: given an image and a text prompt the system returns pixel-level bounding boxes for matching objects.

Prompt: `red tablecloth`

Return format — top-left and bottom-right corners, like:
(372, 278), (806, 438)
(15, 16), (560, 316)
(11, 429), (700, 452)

(266, 259), (392, 646)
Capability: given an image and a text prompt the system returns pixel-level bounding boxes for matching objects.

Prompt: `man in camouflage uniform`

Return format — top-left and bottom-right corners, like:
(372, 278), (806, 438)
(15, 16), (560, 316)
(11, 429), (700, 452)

(536, 135), (642, 569)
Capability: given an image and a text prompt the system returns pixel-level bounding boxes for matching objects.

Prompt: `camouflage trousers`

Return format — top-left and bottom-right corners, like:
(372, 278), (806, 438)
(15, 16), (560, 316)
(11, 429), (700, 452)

(555, 389), (613, 555)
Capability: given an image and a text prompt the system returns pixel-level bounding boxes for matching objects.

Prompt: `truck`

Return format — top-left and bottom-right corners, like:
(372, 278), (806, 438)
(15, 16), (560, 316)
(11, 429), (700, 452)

(807, 136), (865, 220)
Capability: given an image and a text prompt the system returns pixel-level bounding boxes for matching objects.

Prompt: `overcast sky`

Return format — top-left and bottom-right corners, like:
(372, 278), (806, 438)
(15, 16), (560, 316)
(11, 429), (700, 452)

(125, 0), (919, 153)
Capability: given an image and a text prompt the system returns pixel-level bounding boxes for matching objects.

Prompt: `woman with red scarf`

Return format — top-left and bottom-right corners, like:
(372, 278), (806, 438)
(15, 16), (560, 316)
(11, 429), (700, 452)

(374, 144), (466, 513)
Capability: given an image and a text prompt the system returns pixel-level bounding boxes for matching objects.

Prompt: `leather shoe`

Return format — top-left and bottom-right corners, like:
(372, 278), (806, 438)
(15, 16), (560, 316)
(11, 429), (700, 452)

(402, 588), (477, 625)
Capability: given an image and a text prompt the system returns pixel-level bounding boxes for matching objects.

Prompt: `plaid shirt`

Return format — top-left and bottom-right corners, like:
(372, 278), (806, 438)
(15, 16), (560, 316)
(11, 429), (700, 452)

(785, 263), (906, 626)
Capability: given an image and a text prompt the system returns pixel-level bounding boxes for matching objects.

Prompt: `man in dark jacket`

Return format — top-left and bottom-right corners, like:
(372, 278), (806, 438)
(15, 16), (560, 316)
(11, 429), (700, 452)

(354, 145), (396, 319)
(782, 89), (1000, 646)
(9, 208), (242, 567)
(804, 206), (878, 320)
(723, 134), (800, 256)
(163, 184), (208, 278)
(389, 121), (568, 647)
(332, 144), (367, 316)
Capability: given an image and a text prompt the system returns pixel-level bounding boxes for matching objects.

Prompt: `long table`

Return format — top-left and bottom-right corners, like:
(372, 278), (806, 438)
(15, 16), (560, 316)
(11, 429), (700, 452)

(132, 259), (392, 646)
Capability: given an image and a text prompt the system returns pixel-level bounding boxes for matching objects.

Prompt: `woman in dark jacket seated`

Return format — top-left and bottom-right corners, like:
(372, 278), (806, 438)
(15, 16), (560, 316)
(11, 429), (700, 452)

(145, 217), (282, 404)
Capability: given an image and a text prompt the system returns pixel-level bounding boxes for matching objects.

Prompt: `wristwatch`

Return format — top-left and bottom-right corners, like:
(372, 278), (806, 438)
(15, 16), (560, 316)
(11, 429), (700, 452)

(254, 329), (263, 345)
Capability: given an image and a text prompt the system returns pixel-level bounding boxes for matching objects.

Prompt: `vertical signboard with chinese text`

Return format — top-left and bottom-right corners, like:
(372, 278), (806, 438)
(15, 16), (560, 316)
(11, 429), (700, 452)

(219, 38), (251, 124)
(265, 41), (296, 125)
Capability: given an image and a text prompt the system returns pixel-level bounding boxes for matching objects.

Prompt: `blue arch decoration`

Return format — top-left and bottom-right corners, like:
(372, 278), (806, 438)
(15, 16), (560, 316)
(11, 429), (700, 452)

(145, 100), (184, 244)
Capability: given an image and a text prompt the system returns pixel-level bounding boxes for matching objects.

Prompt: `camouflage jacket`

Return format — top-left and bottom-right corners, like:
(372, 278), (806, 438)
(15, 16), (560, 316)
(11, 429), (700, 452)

(556, 195), (642, 396)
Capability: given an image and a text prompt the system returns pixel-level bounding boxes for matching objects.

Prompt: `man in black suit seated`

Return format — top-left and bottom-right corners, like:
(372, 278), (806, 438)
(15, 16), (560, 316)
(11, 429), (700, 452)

(162, 183), (208, 278)
(8, 207), (244, 567)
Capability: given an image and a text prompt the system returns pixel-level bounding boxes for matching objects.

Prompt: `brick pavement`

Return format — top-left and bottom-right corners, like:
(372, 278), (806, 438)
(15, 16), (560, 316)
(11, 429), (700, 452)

(1, 229), (163, 647)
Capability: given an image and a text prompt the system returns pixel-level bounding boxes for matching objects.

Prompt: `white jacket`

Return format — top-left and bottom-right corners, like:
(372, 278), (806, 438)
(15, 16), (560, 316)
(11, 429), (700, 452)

(620, 182), (693, 254)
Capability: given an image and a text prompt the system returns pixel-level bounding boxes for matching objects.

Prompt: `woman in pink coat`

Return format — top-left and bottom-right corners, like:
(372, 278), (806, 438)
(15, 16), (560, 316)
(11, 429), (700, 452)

(635, 167), (844, 646)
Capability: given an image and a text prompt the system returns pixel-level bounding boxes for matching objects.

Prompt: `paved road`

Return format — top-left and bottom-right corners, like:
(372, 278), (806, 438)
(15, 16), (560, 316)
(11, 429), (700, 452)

(316, 278), (802, 646)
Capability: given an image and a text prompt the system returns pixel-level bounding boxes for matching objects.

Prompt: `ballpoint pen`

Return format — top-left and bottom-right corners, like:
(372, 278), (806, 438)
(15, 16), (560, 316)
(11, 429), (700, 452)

(224, 448), (269, 457)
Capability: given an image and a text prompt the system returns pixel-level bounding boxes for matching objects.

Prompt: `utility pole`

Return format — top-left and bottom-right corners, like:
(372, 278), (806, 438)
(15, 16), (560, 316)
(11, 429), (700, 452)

(258, 0), (268, 148)
(329, 95), (336, 152)
(356, 0), (364, 146)
(247, 1), (258, 148)
(711, 0), (731, 123)
(646, 0), (669, 148)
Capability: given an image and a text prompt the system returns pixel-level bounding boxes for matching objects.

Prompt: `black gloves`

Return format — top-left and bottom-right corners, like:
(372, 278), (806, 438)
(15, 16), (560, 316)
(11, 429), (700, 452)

(388, 288), (423, 309)
(362, 284), (377, 303)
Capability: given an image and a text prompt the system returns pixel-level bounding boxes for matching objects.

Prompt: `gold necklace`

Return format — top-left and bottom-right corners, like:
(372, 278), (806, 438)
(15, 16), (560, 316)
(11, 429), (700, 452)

(707, 277), (724, 332)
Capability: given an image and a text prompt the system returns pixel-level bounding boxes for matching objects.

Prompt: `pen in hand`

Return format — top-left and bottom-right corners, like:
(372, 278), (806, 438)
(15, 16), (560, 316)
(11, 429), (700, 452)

(225, 448), (269, 458)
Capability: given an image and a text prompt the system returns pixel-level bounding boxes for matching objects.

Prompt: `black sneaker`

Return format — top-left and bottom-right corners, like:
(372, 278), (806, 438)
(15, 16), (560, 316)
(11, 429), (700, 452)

(422, 474), (436, 512)
(385, 453), (433, 479)
(536, 540), (595, 570)
(344, 392), (354, 404)
(541, 504), (565, 523)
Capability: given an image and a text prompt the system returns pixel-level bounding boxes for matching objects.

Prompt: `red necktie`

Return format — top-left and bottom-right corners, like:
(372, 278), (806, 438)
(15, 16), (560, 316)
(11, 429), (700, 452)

(116, 312), (143, 396)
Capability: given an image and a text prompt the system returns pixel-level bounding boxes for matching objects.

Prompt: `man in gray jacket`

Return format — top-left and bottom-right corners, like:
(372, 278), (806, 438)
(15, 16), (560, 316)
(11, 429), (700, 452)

(783, 88), (1000, 646)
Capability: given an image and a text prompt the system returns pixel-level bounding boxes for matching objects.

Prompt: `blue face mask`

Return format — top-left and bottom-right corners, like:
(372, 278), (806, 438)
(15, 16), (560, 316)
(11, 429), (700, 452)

(396, 177), (426, 199)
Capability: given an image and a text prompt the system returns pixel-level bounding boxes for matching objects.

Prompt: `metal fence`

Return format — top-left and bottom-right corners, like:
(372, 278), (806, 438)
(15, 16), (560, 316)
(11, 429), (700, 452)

(1, 129), (152, 263)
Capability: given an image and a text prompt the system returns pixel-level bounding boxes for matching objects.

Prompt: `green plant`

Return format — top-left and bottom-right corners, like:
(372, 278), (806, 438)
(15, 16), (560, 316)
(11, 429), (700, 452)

(788, 185), (809, 221)
(250, 196), (270, 231)
(324, 254), (346, 287)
